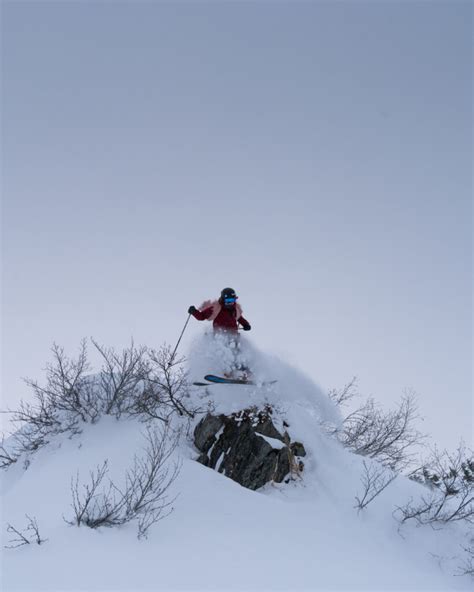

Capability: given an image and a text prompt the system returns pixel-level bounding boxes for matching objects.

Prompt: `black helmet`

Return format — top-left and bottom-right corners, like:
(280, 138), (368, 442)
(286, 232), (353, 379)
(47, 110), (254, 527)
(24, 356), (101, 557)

(220, 287), (238, 306)
(221, 287), (237, 299)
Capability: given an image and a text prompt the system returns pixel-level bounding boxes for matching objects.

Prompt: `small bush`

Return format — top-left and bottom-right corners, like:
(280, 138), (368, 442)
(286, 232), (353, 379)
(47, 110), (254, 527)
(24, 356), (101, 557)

(397, 444), (473, 526)
(66, 426), (180, 539)
(2, 340), (200, 467)
(5, 515), (47, 548)
(355, 460), (397, 511)
(329, 381), (425, 473)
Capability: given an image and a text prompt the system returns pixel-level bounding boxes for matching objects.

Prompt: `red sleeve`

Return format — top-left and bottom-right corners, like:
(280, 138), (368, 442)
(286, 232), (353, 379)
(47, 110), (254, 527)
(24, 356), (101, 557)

(192, 306), (214, 321)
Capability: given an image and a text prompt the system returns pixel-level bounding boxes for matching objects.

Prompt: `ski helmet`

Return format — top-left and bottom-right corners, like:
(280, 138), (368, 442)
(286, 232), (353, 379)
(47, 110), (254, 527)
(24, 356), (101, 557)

(221, 287), (237, 306)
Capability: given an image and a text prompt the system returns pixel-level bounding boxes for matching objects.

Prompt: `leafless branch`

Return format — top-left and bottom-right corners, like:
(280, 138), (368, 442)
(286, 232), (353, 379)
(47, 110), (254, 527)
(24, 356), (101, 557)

(396, 444), (473, 526)
(145, 346), (196, 419)
(5, 524), (30, 548)
(5, 515), (47, 548)
(67, 460), (114, 528)
(66, 426), (180, 538)
(337, 390), (425, 472)
(24, 514), (47, 545)
(458, 541), (474, 577)
(3, 341), (93, 462)
(119, 426), (181, 538)
(0, 434), (18, 469)
(91, 339), (148, 417)
(328, 377), (358, 408)
(355, 460), (397, 511)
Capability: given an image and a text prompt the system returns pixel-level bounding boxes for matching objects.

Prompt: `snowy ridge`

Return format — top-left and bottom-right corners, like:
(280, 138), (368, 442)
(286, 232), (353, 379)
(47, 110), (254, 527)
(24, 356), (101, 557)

(0, 335), (471, 591)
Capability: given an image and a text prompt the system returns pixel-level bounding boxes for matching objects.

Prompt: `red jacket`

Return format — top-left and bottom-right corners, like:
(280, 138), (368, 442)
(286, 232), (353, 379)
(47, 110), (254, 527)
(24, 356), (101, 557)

(191, 300), (250, 332)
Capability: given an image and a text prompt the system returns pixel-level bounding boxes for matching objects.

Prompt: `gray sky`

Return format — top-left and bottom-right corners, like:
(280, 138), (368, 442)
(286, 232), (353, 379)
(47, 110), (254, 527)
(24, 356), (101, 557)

(1, 1), (472, 450)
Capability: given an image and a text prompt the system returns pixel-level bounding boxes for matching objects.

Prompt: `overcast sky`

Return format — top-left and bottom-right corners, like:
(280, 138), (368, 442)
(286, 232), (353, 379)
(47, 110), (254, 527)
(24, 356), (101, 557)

(1, 1), (472, 450)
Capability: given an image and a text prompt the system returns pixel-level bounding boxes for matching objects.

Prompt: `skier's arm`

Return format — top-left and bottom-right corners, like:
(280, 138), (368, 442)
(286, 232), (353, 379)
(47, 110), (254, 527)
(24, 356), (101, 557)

(188, 306), (213, 321)
(238, 316), (251, 331)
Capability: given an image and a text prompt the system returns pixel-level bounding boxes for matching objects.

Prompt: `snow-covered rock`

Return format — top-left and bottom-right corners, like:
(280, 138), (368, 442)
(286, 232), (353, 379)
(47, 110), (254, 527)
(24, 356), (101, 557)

(194, 405), (306, 490)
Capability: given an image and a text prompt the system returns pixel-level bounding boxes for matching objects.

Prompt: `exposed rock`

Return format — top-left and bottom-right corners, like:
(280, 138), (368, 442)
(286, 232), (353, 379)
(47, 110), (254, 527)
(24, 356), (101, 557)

(194, 414), (224, 452)
(291, 442), (306, 457)
(194, 406), (305, 490)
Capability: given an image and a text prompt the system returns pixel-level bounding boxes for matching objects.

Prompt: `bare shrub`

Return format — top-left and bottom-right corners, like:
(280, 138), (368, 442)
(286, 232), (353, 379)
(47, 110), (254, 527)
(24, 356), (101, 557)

(66, 426), (180, 538)
(396, 444), (473, 526)
(127, 379), (172, 424)
(4, 341), (94, 460)
(336, 390), (425, 472)
(91, 339), (148, 417)
(5, 515), (47, 548)
(68, 460), (114, 528)
(459, 541), (474, 577)
(355, 460), (397, 511)
(25, 341), (95, 422)
(0, 434), (18, 469)
(2, 340), (201, 467)
(123, 427), (181, 538)
(328, 376), (358, 408)
(143, 347), (196, 419)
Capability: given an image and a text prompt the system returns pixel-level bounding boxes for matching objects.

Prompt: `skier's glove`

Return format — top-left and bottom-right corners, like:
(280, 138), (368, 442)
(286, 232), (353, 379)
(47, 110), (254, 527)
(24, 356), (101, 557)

(242, 323), (251, 331)
(188, 306), (197, 315)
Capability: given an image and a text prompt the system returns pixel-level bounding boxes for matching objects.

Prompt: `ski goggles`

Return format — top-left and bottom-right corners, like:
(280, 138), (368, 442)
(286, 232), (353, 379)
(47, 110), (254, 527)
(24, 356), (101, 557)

(223, 296), (237, 305)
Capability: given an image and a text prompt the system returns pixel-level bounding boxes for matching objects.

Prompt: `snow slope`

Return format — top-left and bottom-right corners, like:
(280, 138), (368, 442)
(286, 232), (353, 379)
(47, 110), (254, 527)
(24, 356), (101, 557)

(1, 336), (471, 591)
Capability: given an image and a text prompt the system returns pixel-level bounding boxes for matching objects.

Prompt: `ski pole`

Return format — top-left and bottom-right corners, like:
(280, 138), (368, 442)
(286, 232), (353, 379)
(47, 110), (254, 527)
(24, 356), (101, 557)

(168, 314), (191, 366)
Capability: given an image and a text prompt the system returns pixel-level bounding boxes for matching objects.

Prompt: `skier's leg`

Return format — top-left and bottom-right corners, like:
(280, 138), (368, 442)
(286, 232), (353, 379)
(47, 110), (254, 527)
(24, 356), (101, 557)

(230, 334), (252, 379)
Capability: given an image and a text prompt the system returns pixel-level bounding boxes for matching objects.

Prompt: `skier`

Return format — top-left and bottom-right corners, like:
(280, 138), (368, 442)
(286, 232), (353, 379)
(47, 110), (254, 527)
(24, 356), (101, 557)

(188, 288), (251, 333)
(188, 288), (251, 380)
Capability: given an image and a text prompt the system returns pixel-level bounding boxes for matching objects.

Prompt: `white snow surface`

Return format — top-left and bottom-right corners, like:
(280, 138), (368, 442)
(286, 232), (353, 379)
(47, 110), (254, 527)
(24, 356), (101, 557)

(1, 335), (471, 591)
(255, 433), (286, 450)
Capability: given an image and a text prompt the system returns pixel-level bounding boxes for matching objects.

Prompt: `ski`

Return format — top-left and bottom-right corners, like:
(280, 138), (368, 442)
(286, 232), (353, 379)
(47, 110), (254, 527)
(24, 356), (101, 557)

(204, 374), (276, 386)
(205, 374), (250, 385)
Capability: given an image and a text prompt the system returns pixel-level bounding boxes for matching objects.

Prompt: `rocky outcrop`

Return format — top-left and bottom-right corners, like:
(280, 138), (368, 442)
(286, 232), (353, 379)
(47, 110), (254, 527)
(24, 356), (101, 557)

(194, 405), (306, 490)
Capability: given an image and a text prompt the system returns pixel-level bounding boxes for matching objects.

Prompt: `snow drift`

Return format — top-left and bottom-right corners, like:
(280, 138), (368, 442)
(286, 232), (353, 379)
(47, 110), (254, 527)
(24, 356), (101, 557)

(0, 335), (471, 591)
